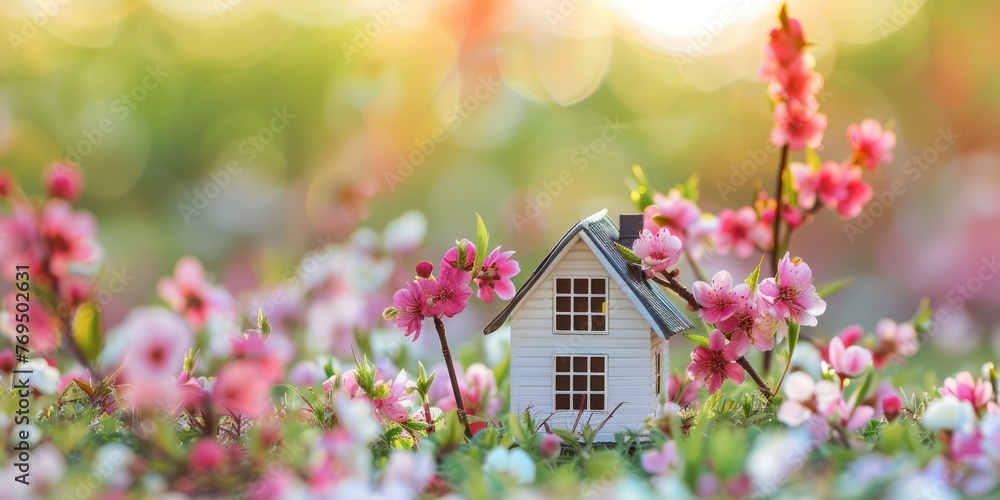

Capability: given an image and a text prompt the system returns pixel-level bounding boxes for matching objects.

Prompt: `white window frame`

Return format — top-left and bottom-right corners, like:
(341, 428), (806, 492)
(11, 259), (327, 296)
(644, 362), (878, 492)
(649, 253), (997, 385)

(552, 354), (609, 413)
(552, 277), (608, 335)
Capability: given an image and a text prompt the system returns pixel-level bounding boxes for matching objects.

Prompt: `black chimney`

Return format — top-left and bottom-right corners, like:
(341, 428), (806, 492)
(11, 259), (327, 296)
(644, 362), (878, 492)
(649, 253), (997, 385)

(617, 213), (644, 248)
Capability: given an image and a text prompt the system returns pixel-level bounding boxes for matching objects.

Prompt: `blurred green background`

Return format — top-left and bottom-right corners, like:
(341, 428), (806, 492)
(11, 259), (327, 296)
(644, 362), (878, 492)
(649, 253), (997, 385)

(2, 0), (998, 377)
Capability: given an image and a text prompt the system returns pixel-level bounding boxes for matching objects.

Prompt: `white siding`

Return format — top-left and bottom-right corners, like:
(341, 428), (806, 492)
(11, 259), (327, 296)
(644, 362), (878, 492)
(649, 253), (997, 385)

(509, 235), (661, 442)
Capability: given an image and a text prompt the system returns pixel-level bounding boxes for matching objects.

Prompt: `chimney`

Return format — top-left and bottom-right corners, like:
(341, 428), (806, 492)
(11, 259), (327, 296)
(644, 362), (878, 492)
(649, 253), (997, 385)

(617, 213), (644, 248)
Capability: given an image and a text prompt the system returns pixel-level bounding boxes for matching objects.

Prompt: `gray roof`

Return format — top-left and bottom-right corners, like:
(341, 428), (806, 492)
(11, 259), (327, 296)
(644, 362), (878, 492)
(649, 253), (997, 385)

(483, 210), (694, 338)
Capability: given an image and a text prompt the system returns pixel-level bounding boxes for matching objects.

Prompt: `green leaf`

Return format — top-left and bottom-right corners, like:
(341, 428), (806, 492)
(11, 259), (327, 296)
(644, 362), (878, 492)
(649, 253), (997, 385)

(613, 241), (641, 265)
(910, 297), (933, 334)
(786, 321), (800, 362)
(847, 368), (874, 406)
(509, 411), (530, 442)
(816, 277), (854, 299)
(552, 428), (581, 448)
(805, 147), (822, 171)
(629, 164), (654, 209)
(473, 213), (489, 274)
(71, 302), (103, 362)
(456, 239), (468, 272)
(258, 307), (271, 341)
(682, 332), (710, 348)
(745, 256), (764, 293)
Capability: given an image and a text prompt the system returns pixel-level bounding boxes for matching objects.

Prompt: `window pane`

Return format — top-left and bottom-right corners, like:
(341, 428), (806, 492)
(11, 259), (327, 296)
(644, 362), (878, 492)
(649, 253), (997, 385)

(572, 393), (587, 410)
(573, 296), (589, 313)
(590, 297), (605, 313)
(556, 375), (570, 391)
(556, 315), (571, 331)
(573, 356), (588, 372)
(574, 278), (588, 294)
(573, 375), (588, 391)
(591, 315), (606, 331)
(573, 315), (588, 331)
(556, 394), (570, 410)
(591, 278), (605, 294)
(556, 296), (571, 313)
(591, 375), (604, 391)
(590, 394), (605, 411)
(591, 357), (605, 372)
(556, 279), (571, 294)
(555, 356), (570, 373)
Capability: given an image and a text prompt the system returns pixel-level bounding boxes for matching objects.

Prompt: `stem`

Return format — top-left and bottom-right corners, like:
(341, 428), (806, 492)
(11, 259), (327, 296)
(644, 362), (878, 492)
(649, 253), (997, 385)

(651, 270), (700, 312)
(774, 354), (793, 396)
(433, 316), (473, 440)
(737, 357), (773, 398)
(764, 144), (790, 374)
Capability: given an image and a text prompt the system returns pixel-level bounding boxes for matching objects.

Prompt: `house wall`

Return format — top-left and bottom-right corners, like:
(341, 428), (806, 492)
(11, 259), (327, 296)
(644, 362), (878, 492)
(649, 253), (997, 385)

(509, 236), (660, 442)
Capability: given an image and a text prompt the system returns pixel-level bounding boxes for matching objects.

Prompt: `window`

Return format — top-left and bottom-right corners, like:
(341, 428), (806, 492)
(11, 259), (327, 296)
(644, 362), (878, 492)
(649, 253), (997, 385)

(655, 350), (662, 396)
(554, 278), (607, 333)
(554, 355), (607, 411)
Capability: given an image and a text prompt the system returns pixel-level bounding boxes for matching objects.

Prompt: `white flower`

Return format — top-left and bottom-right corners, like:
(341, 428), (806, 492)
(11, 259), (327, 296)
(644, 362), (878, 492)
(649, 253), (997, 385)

(482, 447), (536, 485)
(19, 358), (61, 395)
(922, 396), (977, 434)
(335, 392), (380, 445)
(381, 210), (427, 255)
(747, 430), (814, 495)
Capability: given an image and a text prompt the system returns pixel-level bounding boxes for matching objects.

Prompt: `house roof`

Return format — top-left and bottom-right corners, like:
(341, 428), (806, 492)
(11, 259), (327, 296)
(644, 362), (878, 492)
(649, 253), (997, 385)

(483, 210), (694, 338)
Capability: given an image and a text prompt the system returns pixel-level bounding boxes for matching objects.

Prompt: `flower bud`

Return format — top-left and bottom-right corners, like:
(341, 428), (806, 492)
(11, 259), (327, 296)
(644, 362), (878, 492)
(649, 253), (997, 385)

(382, 307), (398, 321)
(44, 161), (84, 201)
(539, 432), (561, 459)
(416, 261), (434, 279)
(882, 394), (902, 422)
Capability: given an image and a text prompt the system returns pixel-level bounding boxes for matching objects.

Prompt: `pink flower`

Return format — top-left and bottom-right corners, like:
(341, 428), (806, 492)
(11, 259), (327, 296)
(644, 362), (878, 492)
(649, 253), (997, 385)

(539, 432), (561, 459)
(692, 271), (746, 323)
(847, 119), (896, 170)
(666, 373), (701, 407)
(642, 189), (703, 244)
(2, 297), (60, 355)
(713, 207), (771, 258)
(687, 330), (749, 394)
(716, 292), (778, 351)
(39, 200), (101, 278)
(791, 161), (847, 210)
(340, 369), (361, 398)
(391, 281), (428, 340)
(827, 336), (873, 377)
(190, 439), (227, 472)
(321, 375), (337, 393)
(0, 204), (44, 280)
(873, 319), (919, 368)
(768, 55), (823, 107)
(372, 378), (409, 423)
(442, 240), (476, 272)
(420, 265), (472, 318)
(832, 166), (873, 219)
(641, 440), (679, 476)
(115, 307), (194, 409)
(172, 371), (206, 414)
(943, 371), (994, 411)
(777, 371), (841, 427)
(632, 227), (682, 277)
(212, 359), (274, 419)
(157, 256), (234, 331)
(762, 16), (807, 70)
(759, 253), (826, 327)
(770, 100), (827, 151)
(229, 332), (288, 384)
(43, 161), (84, 201)
(475, 247), (520, 303)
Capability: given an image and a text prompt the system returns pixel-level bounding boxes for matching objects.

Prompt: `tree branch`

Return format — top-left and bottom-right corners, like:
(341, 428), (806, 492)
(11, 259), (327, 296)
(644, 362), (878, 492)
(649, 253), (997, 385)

(737, 357), (773, 398)
(433, 316), (473, 440)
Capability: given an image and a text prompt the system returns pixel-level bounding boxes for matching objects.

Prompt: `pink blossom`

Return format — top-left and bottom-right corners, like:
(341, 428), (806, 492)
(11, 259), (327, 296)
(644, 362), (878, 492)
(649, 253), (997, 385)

(391, 281), (428, 340)
(539, 432), (561, 459)
(713, 207), (771, 258)
(0, 349), (13, 374)
(762, 16), (807, 70)
(0, 203), (44, 279)
(116, 307), (194, 409)
(172, 371), (206, 414)
(943, 371), (994, 411)
(372, 378), (409, 423)
(666, 373), (701, 407)
(2, 296), (60, 355)
(847, 119), (896, 169)
(716, 292), (778, 351)
(212, 359), (274, 419)
(441, 240), (476, 272)
(770, 100), (827, 151)
(475, 247), (520, 303)
(641, 440), (679, 476)
(190, 439), (227, 472)
(791, 161), (847, 210)
(687, 330), (749, 394)
(827, 336), (873, 377)
(40, 200), (101, 278)
(833, 166), (873, 219)
(157, 256), (234, 331)
(229, 332), (289, 384)
(321, 375), (337, 393)
(420, 265), (472, 318)
(874, 319), (919, 368)
(759, 253), (826, 327)
(642, 189), (703, 244)
(632, 227), (682, 277)
(777, 371), (841, 427)
(768, 55), (823, 107)
(43, 161), (84, 201)
(692, 271), (746, 323)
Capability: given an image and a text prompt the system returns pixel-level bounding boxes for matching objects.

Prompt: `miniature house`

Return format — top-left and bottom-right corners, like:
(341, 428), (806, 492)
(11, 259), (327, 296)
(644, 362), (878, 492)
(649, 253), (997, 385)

(484, 210), (693, 442)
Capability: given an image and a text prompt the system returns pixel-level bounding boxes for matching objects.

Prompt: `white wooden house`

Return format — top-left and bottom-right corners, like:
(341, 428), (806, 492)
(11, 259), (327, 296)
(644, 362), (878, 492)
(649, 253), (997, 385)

(483, 210), (693, 442)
